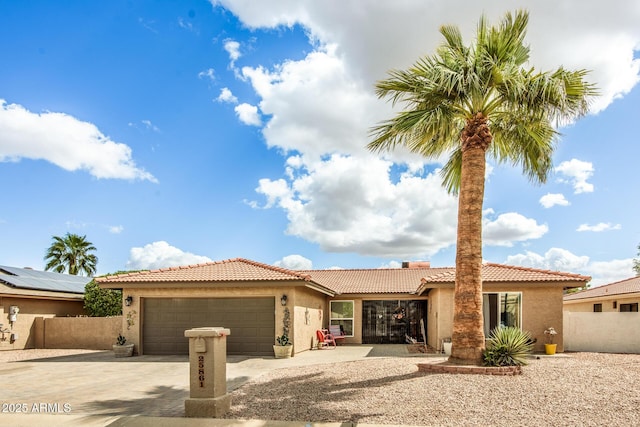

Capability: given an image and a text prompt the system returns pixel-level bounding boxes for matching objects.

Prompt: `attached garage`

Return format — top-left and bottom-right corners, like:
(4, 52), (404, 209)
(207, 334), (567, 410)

(143, 297), (275, 356)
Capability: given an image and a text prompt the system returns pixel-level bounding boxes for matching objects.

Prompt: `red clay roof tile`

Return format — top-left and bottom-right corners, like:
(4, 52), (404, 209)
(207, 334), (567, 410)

(97, 258), (590, 295)
(564, 275), (640, 301)
(96, 258), (312, 283)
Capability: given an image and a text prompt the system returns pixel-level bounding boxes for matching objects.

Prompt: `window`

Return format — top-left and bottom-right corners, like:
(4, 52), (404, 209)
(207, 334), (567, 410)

(620, 303), (639, 312)
(483, 293), (521, 335)
(593, 303), (602, 312)
(613, 301), (617, 309)
(330, 300), (354, 336)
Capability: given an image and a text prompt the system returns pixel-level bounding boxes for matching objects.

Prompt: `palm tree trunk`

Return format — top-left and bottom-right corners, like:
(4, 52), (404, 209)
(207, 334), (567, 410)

(450, 113), (490, 365)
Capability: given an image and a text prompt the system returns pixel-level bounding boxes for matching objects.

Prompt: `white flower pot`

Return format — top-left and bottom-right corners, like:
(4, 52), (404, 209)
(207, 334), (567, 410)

(443, 342), (452, 355)
(273, 345), (293, 359)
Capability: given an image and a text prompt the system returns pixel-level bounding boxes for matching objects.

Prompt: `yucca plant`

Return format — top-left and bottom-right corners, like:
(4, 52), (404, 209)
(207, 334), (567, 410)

(483, 326), (533, 367)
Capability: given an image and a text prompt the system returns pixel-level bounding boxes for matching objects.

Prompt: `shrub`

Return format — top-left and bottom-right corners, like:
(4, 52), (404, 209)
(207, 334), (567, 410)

(483, 326), (533, 367)
(276, 334), (290, 346)
(84, 280), (122, 317)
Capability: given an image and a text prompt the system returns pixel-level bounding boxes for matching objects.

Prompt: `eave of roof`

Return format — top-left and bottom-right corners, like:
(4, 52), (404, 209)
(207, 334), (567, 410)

(96, 258), (335, 296)
(0, 282), (84, 300)
(415, 263), (590, 295)
(564, 275), (640, 302)
(95, 258), (591, 296)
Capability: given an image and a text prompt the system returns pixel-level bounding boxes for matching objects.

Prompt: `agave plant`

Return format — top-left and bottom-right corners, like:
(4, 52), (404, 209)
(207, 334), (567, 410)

(483, 326), (533, 367)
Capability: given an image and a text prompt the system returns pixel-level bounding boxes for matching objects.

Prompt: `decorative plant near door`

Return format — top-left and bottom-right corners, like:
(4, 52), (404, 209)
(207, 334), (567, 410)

(544, 327), (558, 355)
(126, 310), (137, 330)
(273, 307), (293, 358)
(482, 327), (533, 367)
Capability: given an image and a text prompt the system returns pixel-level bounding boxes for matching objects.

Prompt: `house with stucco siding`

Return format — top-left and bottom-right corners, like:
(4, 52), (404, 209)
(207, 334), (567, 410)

(97, 258), (589, 356)
(0, 265), (88, 350)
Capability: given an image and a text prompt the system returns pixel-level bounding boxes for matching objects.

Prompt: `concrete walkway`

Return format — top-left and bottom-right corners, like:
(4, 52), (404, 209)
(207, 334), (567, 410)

(0, 345), (439, 427)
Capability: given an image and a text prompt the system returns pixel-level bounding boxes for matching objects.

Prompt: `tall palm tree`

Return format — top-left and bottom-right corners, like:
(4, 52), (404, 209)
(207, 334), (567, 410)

(368, 10), (597, 365)
(44, 233), (98, 277)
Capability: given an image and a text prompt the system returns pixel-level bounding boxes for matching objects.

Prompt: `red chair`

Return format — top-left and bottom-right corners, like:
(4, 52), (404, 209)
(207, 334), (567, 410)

(316, 329), (336, 349)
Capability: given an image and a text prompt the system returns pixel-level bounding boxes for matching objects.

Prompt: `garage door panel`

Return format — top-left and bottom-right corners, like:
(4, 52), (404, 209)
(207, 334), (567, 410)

(143, 297), (275, 356)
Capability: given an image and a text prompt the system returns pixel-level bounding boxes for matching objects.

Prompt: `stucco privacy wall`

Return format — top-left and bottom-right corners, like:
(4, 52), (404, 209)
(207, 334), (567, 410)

(291, 286), (325, 351)
(0, 297), (85, 350)
(427, 288), (454, 352)
(118, 281), (316, 355)
(35, 316), (122, 350)
(564, 311), (640, 353)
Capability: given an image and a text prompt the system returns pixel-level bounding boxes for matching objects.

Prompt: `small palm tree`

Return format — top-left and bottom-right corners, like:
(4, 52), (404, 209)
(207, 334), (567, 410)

(368, 10), (597, 365)
(44, 233), (98, 276)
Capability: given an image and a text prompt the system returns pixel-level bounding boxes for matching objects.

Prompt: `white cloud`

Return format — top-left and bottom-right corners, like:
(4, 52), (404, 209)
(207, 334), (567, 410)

(224, 39), (241, 66)
(109, 225), (124, 234)
(505, 248), (634, 287)
(178, 17), (197, 33)
(483, 211), (548, 247)
(241, 45), (381, 159)
(556, 159), (594, 194)
(234, 103), (262, 126)
(577, 222), (622, 232)
(209, 1), (640, 260)
(582, 258), (635, 287)
(0, 100), (156, 182)
(273, 254), (313, 270)
(126, 241), (212, 270)
(141, 120), (160, 132)
(212, 0), (640, 114)
(198, 68), (215, 81)
(254, 155), (459, 258)
(539, 193), (570, 208)
(217, 87), (238, 104)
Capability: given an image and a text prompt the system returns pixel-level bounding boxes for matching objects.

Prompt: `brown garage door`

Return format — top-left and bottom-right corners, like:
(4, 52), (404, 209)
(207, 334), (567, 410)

(143, 298), (275, 356)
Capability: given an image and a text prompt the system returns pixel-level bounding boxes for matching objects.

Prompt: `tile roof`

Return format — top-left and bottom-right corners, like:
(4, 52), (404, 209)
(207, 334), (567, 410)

(97, 258), (590, 296)
(96, 258), (314, 284)
(299, 268), (449, 294)
(305, 263), (589, 294)
(564, 275), (640, 301)
(0, 265), (90, 294)
(476, 263), (591, 283)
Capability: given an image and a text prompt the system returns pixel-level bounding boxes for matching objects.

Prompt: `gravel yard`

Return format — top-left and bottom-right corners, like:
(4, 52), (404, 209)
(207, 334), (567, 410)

(223, 352), (640, 426)
(2, 349), (639, 425)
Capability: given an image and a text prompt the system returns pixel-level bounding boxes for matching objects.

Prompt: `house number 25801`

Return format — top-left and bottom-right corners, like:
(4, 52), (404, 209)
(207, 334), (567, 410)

(198, 355), (205, 387)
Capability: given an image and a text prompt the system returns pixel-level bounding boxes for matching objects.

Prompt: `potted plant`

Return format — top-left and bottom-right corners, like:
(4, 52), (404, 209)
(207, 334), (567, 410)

(544, 327), (558, 355)
(273, 306), (293, 358)
(273, 334), (293, 358)
(113, 333), (134, 357)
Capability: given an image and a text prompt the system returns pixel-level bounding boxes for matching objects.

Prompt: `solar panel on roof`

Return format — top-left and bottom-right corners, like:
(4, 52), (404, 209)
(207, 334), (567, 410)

(0, 265), (90, 294)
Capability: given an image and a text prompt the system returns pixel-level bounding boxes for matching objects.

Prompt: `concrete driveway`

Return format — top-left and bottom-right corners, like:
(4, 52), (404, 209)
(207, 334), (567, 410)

(0, 345), (433, 427)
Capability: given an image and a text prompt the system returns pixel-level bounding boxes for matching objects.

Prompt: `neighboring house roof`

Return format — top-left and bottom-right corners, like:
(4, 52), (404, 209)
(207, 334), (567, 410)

(97, 258), (590, 296)
(0, 265), (90, 300)
(564, 275), (640, 302)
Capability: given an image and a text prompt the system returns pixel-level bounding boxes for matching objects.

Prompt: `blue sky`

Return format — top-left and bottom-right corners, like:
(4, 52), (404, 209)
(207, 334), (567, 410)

(1, 0), (639, 286)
